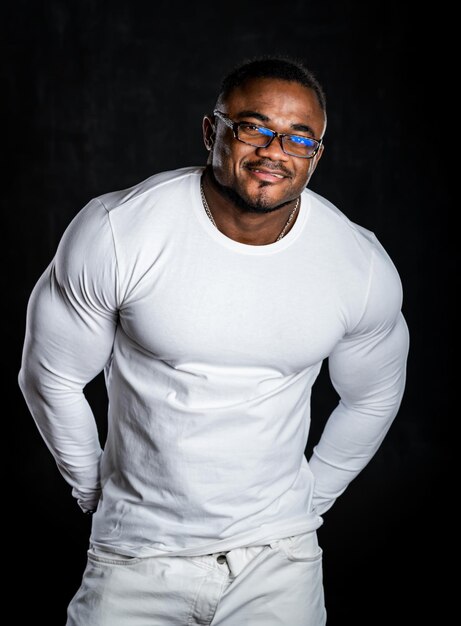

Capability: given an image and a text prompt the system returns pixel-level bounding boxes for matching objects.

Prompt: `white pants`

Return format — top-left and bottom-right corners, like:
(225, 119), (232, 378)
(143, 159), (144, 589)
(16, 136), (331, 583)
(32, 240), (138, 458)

(66, 531), (326, 625)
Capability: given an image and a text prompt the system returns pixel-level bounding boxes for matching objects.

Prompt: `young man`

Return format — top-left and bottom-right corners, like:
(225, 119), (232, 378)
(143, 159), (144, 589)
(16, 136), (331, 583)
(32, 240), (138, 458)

(18, 56), (409, 625)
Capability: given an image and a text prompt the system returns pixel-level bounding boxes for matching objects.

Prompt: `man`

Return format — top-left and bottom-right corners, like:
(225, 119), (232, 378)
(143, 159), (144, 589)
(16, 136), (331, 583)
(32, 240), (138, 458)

(18, 56), (409, 625)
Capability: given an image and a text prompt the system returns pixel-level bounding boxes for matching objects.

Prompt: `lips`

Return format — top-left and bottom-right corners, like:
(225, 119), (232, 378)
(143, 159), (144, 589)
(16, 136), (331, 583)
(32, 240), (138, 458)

(251, 168), (286, 178)
(246, 166), (290, 181)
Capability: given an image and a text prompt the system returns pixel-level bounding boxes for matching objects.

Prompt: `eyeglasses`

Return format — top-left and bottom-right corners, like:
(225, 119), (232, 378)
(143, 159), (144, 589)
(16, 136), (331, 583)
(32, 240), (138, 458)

(213, 110), (322, 159)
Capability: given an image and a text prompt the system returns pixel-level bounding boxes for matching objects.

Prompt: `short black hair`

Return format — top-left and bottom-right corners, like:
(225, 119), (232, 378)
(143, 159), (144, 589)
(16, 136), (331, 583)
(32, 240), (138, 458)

(216, 55), (326, 113)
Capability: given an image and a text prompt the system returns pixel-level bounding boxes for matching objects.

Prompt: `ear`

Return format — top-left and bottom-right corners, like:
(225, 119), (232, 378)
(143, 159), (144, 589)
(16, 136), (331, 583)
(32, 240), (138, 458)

(202, 115), (215, 151)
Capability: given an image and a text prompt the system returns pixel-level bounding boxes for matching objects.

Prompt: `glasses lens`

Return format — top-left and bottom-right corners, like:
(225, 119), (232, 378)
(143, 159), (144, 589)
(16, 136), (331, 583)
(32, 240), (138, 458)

(237, 123), (274, 146)
(235, 120), (320, 158)
(282, 135), (319, 157)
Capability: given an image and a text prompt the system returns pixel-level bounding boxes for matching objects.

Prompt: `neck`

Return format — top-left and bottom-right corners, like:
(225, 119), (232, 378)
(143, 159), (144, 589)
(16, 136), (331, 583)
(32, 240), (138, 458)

(201, 170), (300, 246)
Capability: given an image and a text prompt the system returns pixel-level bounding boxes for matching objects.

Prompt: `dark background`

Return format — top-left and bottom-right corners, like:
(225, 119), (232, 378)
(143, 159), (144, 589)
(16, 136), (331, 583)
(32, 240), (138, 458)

(5, 1), (454, 624)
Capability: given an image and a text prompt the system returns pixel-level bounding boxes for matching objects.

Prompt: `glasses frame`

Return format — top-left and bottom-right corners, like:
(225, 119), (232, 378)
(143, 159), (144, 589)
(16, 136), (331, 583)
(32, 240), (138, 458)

(213, 109), (323, 159)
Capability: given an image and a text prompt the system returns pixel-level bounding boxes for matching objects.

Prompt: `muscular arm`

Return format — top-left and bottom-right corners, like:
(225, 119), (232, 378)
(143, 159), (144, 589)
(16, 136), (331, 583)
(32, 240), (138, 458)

(18, 199), (119, 512)
(309, 243), (410, 515)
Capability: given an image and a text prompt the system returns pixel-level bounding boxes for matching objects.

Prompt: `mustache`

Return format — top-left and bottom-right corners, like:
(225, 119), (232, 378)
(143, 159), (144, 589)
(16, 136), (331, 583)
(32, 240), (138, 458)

(243, 160), (292, 178)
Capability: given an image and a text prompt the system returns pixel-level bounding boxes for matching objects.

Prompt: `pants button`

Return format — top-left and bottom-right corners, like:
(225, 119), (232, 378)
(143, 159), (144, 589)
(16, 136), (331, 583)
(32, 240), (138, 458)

(216, 554), (227, 564)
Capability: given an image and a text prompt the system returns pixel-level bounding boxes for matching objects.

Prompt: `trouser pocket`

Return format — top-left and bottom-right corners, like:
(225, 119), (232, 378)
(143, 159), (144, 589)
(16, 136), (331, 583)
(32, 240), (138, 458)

(277, 531), (323, 562)
(87, 546), (143, 566)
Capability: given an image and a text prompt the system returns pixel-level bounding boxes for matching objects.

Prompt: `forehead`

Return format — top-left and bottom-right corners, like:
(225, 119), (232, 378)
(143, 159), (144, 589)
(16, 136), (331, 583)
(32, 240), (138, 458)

(221, 77), (325, 125)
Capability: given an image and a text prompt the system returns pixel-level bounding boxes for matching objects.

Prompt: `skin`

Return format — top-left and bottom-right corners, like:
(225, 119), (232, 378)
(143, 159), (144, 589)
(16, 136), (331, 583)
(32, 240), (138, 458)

(202, 77), (327, 245)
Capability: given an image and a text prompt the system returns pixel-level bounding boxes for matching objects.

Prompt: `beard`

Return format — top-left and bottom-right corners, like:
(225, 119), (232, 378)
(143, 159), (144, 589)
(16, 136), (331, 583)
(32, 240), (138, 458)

(205, 165), (292, 214)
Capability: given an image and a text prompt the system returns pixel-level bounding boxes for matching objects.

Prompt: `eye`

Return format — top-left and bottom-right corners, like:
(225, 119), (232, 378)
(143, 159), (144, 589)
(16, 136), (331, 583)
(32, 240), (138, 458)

(255, 125), (274, 137)
(286, 135), (316, 147)
(240, 123), (273, 137)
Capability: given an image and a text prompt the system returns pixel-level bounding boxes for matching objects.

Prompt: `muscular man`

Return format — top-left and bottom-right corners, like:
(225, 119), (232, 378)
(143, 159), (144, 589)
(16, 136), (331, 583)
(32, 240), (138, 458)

(18, 55), (409, 625)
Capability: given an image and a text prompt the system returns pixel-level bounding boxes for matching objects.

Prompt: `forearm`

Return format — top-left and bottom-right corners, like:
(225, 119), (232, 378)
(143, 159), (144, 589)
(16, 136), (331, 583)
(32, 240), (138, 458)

(309, 398), (400, 515)
(19, 363), (103, 511)
(309, 312), (409, 515)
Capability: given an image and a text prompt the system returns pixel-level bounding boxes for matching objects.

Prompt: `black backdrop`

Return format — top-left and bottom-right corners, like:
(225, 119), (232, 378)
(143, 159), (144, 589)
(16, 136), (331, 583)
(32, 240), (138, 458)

(5, 1), (454, 625)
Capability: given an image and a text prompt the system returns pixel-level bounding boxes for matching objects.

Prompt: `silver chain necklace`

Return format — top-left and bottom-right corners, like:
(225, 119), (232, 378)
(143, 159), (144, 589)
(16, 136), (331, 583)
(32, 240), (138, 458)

(200, 183), (299, 242)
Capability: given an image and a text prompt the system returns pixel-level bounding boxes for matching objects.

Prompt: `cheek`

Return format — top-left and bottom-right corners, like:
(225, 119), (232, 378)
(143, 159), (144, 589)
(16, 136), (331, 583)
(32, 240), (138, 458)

(211, 141), (232, 168)
(293, 162), (315, 185)
(212, 143), (249, 181)
(300, 157), (321, 182)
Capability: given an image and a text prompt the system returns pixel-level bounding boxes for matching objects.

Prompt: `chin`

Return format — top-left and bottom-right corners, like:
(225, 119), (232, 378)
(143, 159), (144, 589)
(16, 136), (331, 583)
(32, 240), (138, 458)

(210, 169), (288, 214)
(243, 202), (281, 215)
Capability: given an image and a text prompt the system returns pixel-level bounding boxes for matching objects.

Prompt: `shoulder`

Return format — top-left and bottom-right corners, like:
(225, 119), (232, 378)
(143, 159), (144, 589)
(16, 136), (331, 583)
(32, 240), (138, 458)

(58, 166), (203, 258)
(305, 188), (400, 276)
(303, 188), (404, 331)
(304, 188), (379, 254)
(95, 166), (202, 214)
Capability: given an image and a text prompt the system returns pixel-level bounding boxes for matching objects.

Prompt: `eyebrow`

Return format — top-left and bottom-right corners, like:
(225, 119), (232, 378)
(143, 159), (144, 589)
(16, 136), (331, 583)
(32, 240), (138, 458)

(236, 109), (316, 136)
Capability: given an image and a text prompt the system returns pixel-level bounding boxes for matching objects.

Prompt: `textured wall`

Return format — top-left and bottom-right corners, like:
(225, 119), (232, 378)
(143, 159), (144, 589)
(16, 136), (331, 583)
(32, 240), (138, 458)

(6, 1), (452, 624)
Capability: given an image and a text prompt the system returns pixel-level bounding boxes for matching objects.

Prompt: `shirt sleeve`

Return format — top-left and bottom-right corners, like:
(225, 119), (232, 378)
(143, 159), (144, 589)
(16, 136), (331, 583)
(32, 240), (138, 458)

(308, 238), (410, 515)
(18, 198), (119, 513)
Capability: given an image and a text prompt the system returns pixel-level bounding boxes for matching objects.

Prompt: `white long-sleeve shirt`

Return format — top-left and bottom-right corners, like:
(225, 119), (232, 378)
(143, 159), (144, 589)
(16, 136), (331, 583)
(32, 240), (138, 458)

(18, 166), (409, 557)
